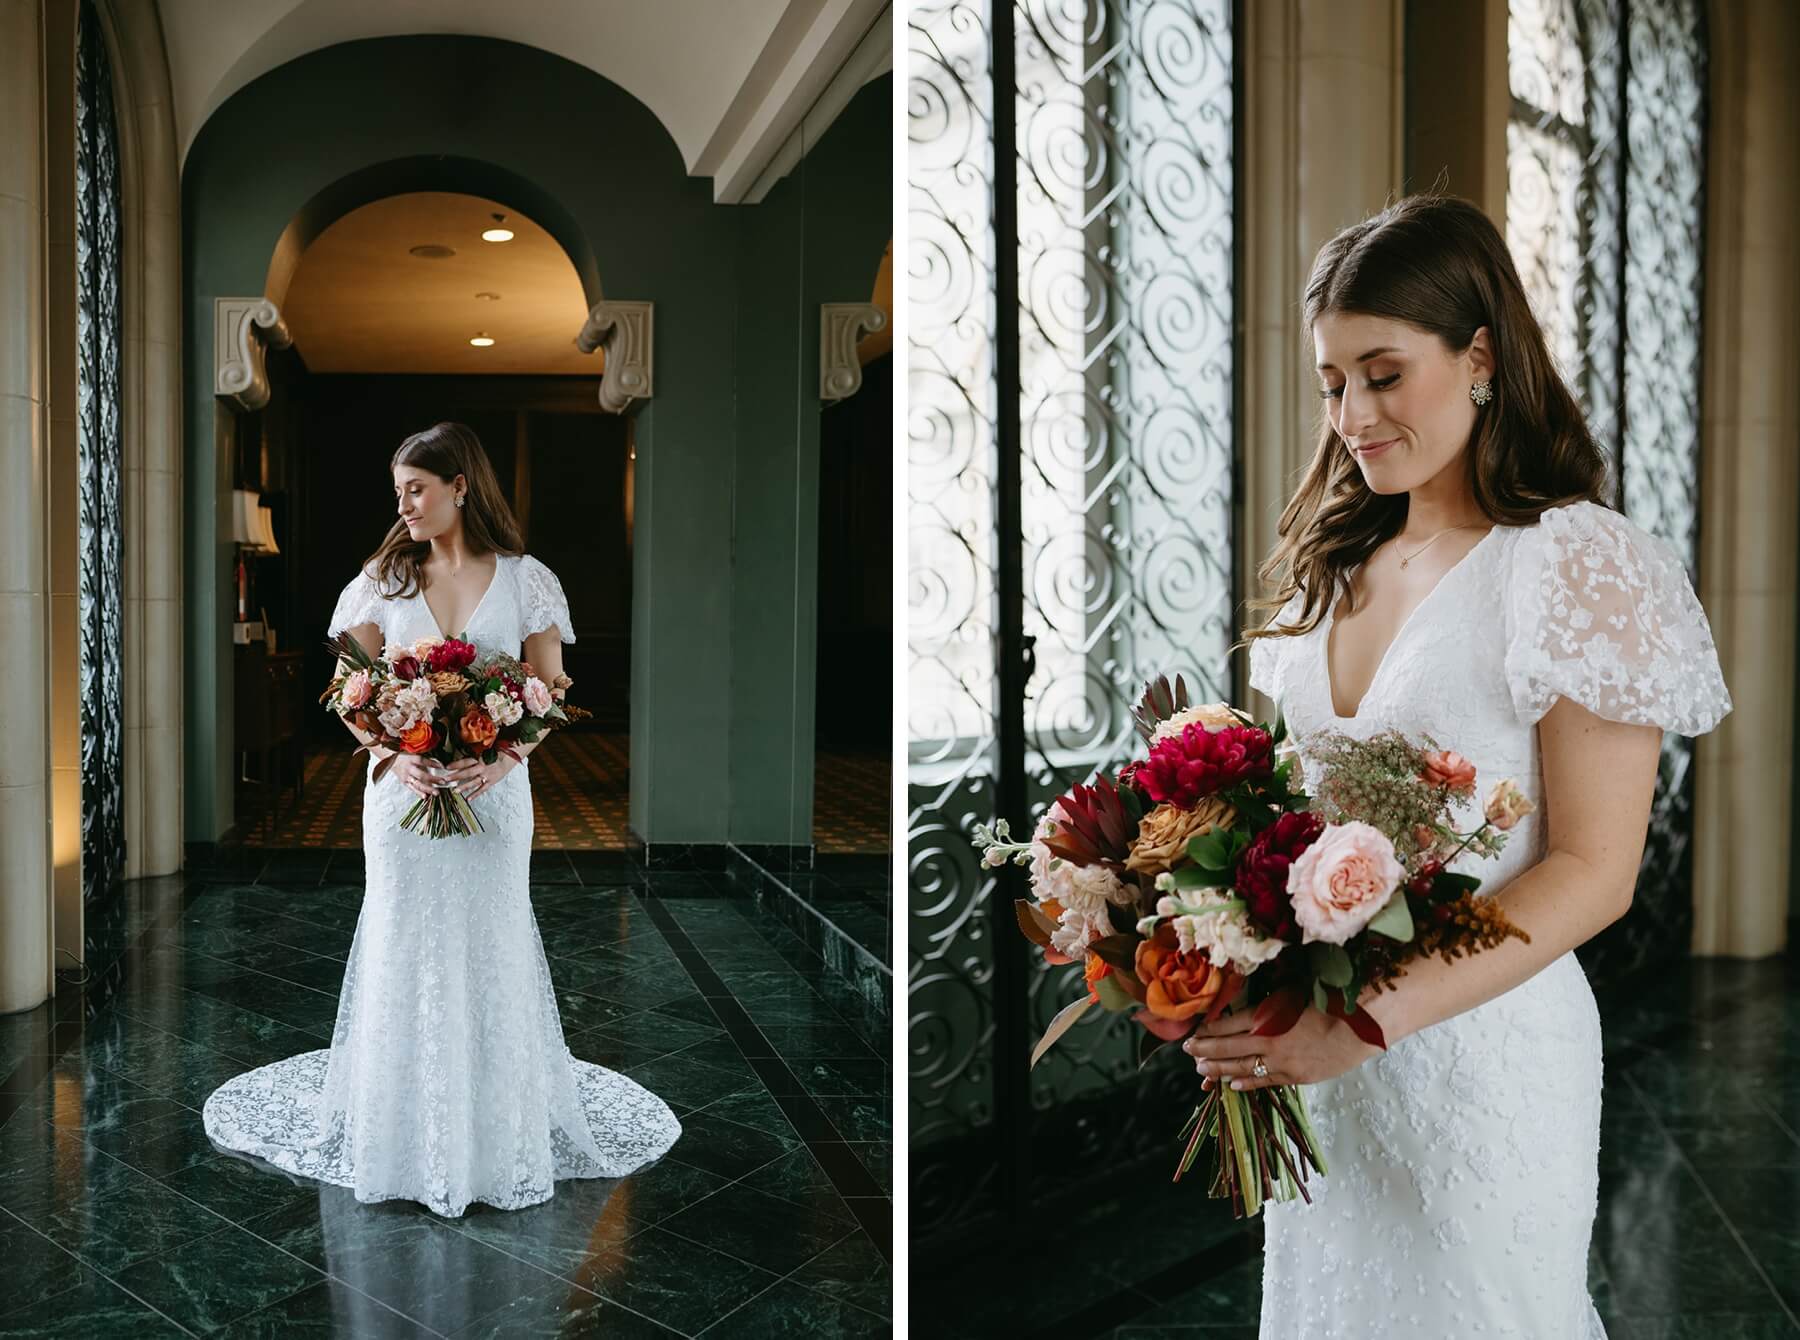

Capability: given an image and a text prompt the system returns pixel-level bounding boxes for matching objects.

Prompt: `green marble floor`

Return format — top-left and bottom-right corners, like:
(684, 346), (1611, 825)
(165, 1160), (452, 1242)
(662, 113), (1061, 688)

(910, 953), (1800, 1337)
(0, 852), (891, 1337)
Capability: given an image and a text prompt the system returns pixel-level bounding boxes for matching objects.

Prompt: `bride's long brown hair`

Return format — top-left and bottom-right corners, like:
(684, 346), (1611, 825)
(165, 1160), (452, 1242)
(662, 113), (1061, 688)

(1238, 192), (1611, 655)
(365, 421), (524, 599)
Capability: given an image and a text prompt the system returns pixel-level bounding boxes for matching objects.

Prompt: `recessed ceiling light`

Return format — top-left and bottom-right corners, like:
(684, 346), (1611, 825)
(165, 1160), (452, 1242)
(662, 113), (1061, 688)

(409, 244), (455, 259)
(474, 291), (501, 301)
(482, 211), (513, 243)
(469, 333), (495, 347)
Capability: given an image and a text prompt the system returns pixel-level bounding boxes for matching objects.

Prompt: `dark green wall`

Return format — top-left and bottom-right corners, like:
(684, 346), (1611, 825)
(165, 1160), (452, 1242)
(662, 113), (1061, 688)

(729, 74), (893, 844)
(183, 36), (890, 848)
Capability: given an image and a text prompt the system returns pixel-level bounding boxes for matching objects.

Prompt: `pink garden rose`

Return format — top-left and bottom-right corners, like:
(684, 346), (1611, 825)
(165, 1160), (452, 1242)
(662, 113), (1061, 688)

(522, 676), (554, 717)
(341, 668), (372, 710)
(1286, 820), (1406, 944)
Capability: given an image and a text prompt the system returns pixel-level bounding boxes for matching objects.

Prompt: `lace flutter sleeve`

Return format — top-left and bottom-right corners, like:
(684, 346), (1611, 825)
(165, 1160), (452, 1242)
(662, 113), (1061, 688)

(327, 566), (386, 638)
(1247, 589), (1305, 707)
(517, 554), (576, 644)
(1503, 500), (1732, 736)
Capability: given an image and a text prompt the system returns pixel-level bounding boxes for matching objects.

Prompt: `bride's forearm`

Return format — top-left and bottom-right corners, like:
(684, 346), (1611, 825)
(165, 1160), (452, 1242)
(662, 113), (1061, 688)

(1360, 849), (1632, 1046)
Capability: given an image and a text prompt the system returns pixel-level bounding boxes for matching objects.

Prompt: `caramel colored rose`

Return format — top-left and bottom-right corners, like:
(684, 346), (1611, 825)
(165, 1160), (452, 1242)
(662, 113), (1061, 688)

(1125, 795), (1237, 875)
(429, 670), (470, 698)
(1485, 778), (1536, 831)
(459, 708), (499, 752)
(1134, 921), (1228, 1021)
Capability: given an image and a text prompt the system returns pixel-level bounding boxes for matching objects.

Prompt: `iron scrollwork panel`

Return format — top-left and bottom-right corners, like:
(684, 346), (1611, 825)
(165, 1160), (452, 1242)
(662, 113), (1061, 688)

(1506, 0), (1707, 983)
(908, 0), (1240, 1243)
(1013, 0), (1236, 1166)
(907, 1), (1005, 1241)
(76, 0), (126, 911)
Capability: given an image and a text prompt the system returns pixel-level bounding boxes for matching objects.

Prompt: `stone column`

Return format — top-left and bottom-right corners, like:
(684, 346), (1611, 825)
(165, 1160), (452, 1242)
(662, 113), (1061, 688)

(1239, 0), (1405, 716)
(0, 0), (54, 1013)
(1690, 0), (1799, 957)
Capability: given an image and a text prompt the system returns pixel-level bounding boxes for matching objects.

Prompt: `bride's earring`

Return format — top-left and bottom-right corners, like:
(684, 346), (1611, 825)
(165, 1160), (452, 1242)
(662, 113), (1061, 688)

(454, 494), (465, 508)
(1470, 379), (1493, 406)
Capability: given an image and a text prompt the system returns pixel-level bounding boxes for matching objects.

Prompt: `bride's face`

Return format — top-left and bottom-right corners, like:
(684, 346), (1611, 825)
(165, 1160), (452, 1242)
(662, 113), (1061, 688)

(1312, 312), (1492, 496)
(394, 465), (463, 542)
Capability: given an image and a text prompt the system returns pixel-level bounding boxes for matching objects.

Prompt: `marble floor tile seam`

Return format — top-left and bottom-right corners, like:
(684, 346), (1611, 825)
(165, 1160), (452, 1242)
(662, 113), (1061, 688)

(635, 899), (892, 1213)
(692, 1269), (890, 1337)
(107, 985), (332, 1071)
(727, 860), (893, 984)
(0, 1198), (211, 1336)
(650, 1195), (861, 1281)
(2, 869), (227, 1109)
(135, 942), (344, 1007)
(1618, 1069), (1800, 1331)
(1754, 1092), (1800, 1147)
(414, 1169), (834, 1337)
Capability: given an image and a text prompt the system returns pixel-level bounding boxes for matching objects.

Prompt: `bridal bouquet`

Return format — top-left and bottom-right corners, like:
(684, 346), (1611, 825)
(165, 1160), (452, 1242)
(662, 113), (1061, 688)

(322, 631), (585, 838)
(972, 675), (1535, 1218)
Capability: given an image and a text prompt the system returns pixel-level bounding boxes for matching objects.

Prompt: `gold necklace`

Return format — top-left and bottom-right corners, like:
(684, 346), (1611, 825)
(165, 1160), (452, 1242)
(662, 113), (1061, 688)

(1396, 523), (1484, 569)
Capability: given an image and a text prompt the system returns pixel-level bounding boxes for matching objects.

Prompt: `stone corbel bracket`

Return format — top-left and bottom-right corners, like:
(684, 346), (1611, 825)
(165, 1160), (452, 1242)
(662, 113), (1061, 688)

(214, 297), (293, 411)
(576, 300), (654, 414)
(820, 303), (887, 404)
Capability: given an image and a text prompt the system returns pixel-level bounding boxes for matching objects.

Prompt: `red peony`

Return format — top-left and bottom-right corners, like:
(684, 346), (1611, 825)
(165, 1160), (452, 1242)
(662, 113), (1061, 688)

(1137, 723), (1273, 809)
(1116, 758), (1152, 802)
(1234, 809), (1325, 939)
(427, 638), (478, 674)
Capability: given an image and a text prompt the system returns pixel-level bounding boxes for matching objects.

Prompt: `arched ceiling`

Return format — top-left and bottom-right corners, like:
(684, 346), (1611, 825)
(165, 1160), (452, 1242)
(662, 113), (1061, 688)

(282, 192), (595, 375)
(156, 0), (890, 201)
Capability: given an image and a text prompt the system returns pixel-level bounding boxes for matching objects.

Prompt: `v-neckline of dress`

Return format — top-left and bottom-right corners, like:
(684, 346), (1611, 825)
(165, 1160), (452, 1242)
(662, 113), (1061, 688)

(1320, 525), (1503, 722)
(419, 555), (501, 641)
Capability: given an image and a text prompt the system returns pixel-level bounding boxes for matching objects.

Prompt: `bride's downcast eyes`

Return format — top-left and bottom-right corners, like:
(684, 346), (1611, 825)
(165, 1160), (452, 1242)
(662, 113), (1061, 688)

(1319, 374), (1401, 400)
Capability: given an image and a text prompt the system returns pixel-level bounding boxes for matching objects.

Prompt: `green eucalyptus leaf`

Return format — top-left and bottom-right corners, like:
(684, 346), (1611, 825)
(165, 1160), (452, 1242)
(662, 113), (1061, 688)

(1366, 891), (1416, 942)
(1187, 832), (1229, 871)
(1306, 941), (1353, 987)
(1094, 972), (1137, 1013)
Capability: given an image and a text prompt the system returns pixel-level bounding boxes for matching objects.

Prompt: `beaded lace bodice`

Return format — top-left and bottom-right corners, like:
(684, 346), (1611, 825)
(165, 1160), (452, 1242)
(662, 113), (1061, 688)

(200, 553), (681, 1217)
(1245, 500), (1731, 1337)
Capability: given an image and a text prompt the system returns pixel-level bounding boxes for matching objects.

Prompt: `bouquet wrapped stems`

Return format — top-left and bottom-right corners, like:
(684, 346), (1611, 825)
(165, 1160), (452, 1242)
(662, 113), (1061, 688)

(399, 782), (485, 839)
(1177, 1082), (1326, 1219)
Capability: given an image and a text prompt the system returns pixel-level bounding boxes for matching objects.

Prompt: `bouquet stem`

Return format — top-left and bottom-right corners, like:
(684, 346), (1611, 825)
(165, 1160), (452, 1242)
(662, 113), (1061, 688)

(1172, 1083), (1325, 1219)
(399, 789), (484, 838)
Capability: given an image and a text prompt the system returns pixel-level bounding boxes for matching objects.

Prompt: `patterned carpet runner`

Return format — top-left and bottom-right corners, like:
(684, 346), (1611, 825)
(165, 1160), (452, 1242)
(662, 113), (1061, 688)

(234, 731), (888, 853)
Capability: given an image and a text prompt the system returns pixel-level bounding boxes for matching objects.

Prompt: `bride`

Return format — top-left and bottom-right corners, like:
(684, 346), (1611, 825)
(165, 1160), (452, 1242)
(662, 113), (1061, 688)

(1183, 195), (1731, 1336)
(202, 420), (680, 1217)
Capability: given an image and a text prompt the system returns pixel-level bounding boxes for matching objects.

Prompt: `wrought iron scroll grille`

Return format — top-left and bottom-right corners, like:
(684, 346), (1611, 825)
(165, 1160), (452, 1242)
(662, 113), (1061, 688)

(76, 0), (127, 906)
(1506, 0), (1708, 982)
(909, 0), (1236, 1246)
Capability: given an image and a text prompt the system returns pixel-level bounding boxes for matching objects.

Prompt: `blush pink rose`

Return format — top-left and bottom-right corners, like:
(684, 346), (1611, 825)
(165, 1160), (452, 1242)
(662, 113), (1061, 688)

(522, 676), (554, 716)
(1285, 820), (1406, 944)
(341, 669), (372, 710)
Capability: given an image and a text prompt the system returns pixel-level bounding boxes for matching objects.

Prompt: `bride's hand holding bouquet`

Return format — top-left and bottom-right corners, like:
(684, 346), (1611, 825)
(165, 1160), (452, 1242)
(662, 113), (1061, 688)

(322, 630), (581, 837)
(973, 675), (1536, 1218)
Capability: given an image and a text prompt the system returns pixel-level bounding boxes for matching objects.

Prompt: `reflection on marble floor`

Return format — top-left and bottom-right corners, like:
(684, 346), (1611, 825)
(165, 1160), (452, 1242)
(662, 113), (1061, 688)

(910, 954), (1800, 1339)
(0, 851), (891, 1337)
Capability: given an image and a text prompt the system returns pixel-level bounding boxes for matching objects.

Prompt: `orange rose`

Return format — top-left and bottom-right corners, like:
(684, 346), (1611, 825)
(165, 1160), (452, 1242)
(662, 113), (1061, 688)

(398, 719), (437, 754)
(459, 708), (498, 751)
(1420, 749), (1477, 796)
(1084, 952), (1112, 1000)
(1134, 921), (1227, 1021)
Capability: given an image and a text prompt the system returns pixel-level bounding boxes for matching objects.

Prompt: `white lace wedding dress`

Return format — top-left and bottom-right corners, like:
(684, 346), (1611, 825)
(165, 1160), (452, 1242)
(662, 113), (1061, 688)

(1246, 501), (1732, 1338)
(201, 552), (681, 1217)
